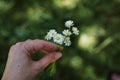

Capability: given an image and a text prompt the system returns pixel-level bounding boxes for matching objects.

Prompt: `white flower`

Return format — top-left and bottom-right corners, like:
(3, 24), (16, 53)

(62, 29), (72, 36)
(64, 37), (71, 46)
(45, 29), (57, 40)
(45, 32), (52, 40)
(72, 27), (79, 35)
(53, 33), (64, 45)
(65, 20), (74, 28)
(49, 29), (57, 37)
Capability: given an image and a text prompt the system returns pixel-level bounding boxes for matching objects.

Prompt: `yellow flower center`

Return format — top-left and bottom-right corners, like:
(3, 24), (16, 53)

(56, 36), (60, 40)
(66, 31), (69, 35)
(65, 39), (69, 43)
(67, 23), (70, 27)
(52, 32), (54, 35)
(73, 29), (77, 32)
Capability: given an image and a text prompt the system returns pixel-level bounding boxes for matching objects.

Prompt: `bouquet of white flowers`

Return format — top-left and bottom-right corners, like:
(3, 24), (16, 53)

(45, 20), (79, 46)
(44, 20), (79, 77)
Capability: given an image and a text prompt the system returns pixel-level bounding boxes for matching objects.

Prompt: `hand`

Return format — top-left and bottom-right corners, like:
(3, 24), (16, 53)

(2, 39), (62, 80)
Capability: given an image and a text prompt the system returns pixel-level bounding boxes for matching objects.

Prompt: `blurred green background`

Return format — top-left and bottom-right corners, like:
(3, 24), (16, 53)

(0, 0), (120, 80)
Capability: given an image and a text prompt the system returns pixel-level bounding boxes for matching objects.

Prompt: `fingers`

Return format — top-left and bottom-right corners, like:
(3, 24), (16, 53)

(23, 39), (63, 54)
(35, 52), (62, 71)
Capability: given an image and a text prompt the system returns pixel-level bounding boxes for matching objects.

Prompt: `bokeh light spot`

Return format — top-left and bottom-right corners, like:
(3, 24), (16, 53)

(53, 0), (80, 9)
(70, 56), (83, 69)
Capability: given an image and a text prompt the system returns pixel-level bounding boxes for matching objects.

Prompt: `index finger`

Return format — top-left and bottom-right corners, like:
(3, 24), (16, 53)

(23, 39), (63, 54)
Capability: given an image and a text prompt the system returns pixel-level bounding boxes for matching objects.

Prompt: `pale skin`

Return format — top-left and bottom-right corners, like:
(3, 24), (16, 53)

(2, 39), (63, 80)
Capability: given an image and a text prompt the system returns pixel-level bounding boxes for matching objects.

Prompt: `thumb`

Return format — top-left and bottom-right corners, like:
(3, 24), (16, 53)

(35, 52), (62, 71)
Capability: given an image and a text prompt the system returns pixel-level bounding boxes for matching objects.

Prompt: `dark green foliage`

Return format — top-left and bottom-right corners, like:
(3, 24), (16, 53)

(0, 0), (120, 80)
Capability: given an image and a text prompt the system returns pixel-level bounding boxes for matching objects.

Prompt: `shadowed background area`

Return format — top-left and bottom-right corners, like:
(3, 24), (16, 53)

(0, 0), (120, 80)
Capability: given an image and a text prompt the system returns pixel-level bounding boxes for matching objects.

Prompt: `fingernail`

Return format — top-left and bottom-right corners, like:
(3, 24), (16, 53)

(54, 52), (62, 60)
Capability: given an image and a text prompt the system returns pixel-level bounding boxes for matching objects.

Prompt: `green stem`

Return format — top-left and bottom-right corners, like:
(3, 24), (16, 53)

(50, 62), (56, 77)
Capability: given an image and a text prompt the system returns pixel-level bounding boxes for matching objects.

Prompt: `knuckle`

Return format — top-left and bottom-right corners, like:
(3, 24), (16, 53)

(40, 40), (44, 42)
(33, 39), (42, 43)
(25, 39), (33, 43)
(24, 39), (33, 46)
(14, 42), (25, 49)
(34, 39), (40, 41)
(33, 39), (43, 45)
(9, 45), (15, 51)
(11, 44), (15, 47)
(15, 42), (23, 46)
(10, 45), (15, 49)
